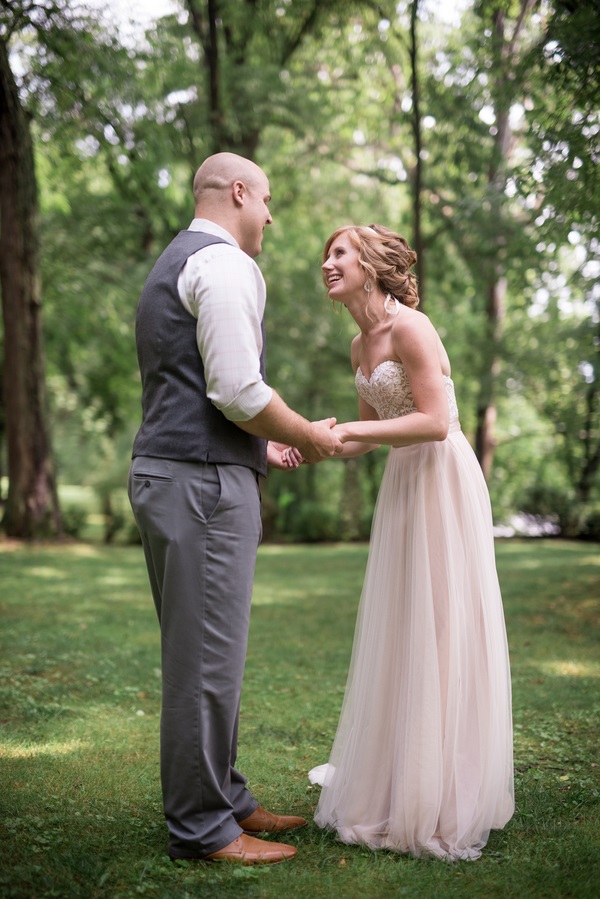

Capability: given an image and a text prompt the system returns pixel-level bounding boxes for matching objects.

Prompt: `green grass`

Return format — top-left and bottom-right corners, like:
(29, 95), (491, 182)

(0, 539), (599, 898)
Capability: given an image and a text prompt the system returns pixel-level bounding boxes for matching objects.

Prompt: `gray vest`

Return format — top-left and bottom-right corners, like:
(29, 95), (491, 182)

(132, 230), (268, 476)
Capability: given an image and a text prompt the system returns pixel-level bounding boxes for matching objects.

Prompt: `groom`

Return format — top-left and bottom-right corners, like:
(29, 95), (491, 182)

(128, 152), (341, 864)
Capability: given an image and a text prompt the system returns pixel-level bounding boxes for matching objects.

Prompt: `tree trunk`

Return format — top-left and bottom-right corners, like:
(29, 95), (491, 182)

(186, 0), (260, 158)
(0, 39), (62, 538)
(473, 1), (537, 477)
(577, 373), (600, 505)
(473, 9), (513, 478)
(409, 0), (425, 308)
(475, 275), (506, 480)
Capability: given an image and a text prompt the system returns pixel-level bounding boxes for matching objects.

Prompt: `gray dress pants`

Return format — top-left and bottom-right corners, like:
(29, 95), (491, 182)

(128, 457), (262, 858)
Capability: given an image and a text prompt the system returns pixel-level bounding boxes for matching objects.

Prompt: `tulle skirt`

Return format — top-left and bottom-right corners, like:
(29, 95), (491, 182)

(311, 426), (514, 861)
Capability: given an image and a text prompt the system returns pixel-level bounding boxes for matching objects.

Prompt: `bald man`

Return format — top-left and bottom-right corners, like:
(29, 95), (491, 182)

(128, 153), (341, 865)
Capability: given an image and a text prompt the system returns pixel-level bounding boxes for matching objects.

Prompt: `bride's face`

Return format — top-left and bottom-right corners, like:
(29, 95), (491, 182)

(322, 233), (366, 302)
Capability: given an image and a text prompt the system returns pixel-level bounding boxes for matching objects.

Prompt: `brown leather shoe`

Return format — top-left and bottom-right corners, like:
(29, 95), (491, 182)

(238, 804), (307, 834)
(204, 834), (297, 864)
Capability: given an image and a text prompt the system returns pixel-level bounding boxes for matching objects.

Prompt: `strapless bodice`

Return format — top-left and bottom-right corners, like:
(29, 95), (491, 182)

(355, 360), (459, 423)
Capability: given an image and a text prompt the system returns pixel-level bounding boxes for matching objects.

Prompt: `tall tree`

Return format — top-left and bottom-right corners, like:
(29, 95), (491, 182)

(496, 0), (600, 506)
(523, 0), (600, 222)
(473, 1), (538, 479)
(177, 0), (342, 159)
(0, 0), (142, 537)
(409, 0), (425, 302)
(0, 7), (62, 537)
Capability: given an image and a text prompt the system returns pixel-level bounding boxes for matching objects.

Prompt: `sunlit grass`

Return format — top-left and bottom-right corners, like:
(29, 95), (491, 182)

(540, 659), (600, 678)
(1, 738), (89, 759)
(0, 538), (598, 898)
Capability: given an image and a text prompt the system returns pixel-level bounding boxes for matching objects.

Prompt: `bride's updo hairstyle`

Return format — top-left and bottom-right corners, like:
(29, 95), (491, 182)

(323, 223), (420, 310)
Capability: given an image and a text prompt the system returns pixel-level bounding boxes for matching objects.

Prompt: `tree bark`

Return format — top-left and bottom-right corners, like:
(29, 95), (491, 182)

(577, 355), (600, 505)
(475, 275), (505, 480)
(409, 0), (425, 308)
(473, 0), (537, 478)
(187, 0), (260, 158)
(474, 8), (512, 478)
(0, 39), (62, 538)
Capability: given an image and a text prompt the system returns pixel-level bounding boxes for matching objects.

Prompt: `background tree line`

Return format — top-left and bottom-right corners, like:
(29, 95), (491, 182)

(0, 0), (598, 542)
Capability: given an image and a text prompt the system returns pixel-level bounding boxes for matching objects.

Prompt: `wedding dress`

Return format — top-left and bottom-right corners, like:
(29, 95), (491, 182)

(310, 361), (514, 861)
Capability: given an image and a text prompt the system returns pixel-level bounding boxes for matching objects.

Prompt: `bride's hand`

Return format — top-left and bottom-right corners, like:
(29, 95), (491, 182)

(282, 445), (303, 467)
(332, 423), (350, 444)
(268, 442), (303, 470)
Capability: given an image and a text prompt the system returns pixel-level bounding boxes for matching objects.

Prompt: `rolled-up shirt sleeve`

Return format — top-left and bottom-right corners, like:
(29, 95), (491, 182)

(179, 242), (272, 421)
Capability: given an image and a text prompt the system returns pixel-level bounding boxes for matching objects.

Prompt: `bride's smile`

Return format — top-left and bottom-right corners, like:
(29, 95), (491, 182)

(322, 233), (366, 300)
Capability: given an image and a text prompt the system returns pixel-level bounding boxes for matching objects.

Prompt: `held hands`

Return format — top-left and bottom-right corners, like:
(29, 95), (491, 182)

(331, 423), (349, 444)
(296, 418), (344, 464)
(274, 419), (345, 467)
(268, 420), (343, 469)
(304, 417), (344, 463)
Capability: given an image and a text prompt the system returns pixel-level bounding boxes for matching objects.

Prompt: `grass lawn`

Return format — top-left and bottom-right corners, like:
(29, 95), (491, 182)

(0, 538), (599, 898)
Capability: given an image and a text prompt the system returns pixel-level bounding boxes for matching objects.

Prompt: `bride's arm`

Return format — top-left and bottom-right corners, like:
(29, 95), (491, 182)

(335, 316), (449, 449)
(281, 397), (379, 463)
(334, 396), (381, 457)
(332, 334), (381, 458)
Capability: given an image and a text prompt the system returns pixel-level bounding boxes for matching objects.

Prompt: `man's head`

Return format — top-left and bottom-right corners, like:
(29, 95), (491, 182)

(193, 152), (272, 258)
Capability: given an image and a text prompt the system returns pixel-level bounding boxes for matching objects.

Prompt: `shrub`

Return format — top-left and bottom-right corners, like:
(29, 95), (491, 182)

(520, 484), (582, 536)
(284, 501), (339, 543)
(581, 507), (600, 542)
(61, 505), (88, 538)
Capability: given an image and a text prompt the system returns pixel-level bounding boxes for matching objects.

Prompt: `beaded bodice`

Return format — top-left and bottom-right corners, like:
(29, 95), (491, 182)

(355, 360), (459, 423)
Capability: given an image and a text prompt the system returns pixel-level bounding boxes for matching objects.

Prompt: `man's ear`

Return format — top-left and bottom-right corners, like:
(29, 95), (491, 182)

(232, 180), (246, 207)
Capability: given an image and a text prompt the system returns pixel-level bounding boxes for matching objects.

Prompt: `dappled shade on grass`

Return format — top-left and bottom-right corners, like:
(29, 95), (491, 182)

(0, 539), (598, 898)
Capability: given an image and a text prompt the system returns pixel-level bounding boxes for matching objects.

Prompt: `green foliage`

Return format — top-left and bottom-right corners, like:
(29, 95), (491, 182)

(581, 506), (600, 542)
(520, 482), (582, 536)
(59, 503), (88, 539)
(2, 0), (599, 538)
(0, 540), (599, 897)
(504, 285), (599, 511)
(519, 0), (600, 223)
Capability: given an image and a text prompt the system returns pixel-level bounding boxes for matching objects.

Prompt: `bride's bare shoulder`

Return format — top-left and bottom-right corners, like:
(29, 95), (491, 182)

(350, 333), (362, 371)
(397, 309), (451, 375)
(393, 306), (438, 345)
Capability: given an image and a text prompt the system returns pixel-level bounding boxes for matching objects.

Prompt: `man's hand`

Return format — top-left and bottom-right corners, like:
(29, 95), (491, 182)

(233, 394), (343, 463)
(297, 418), (343, 464)
(331, 423), (349, 443)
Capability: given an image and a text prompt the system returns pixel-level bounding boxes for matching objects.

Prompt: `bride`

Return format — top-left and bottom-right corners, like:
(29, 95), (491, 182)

(299, 224), (514, 862)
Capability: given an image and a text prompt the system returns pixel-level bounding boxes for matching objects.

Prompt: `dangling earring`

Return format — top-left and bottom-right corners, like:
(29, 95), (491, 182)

(384, 293), (400, 315)
(363, 280), (372, 294)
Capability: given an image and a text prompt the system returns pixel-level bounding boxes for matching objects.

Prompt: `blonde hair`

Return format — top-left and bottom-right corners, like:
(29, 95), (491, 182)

(323, 224), (420, 310)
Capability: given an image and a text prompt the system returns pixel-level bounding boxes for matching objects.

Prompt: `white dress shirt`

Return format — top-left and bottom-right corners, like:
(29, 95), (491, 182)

(177, 219), (273, 422)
